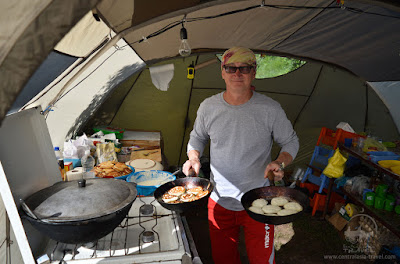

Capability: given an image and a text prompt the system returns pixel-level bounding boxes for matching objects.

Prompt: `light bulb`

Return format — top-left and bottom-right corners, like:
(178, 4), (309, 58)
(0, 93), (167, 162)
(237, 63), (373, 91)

(179, 27), (191, 57)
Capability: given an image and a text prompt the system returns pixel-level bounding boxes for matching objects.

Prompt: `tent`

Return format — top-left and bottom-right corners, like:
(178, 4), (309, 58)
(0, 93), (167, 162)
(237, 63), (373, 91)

(1, 0), (400, 262)
(1, 0), (400, 166)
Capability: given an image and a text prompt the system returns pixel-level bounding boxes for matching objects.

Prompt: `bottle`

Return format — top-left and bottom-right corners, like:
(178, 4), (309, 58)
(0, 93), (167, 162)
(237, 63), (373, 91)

(81, 150), (95, 179)
(54, 147), (65, 180)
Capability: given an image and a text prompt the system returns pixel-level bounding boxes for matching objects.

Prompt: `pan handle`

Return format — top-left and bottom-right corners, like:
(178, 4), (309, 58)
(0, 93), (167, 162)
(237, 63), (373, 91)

(188, 168), (196, 177)
(267, 170), (275, 186)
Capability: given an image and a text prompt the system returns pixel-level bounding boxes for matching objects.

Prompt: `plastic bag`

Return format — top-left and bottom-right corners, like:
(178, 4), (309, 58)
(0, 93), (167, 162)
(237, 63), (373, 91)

(63, 134), (92, 159)
(323, 149), (347, 178)
(362, 137), (387, 152)
(96, 142), (118, 164)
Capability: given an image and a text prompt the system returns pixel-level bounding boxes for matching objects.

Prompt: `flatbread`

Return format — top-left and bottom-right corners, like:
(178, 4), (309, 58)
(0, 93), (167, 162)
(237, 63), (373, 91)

(196, 190), (209, 199)
(168, 186), (186, 196)
(283, 202), (303, 212)
(252, 198), (268, 208)
(261, 205), (281, 214)
(271, 197), (289, 206)
(277, 209), (298, 216)
(162, 193), (179, 203)
(187, 186), (203, 195)
(249, 206), (264, 215)
(180, 193), (196, 202)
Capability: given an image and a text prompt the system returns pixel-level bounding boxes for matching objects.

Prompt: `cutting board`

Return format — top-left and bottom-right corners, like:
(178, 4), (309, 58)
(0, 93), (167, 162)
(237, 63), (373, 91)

(130, 148), (162, 162)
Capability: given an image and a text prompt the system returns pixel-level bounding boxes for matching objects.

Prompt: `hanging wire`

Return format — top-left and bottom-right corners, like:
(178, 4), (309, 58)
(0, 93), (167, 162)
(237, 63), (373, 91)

(119, 1), (400, 49)
(43, 1), (400, 115)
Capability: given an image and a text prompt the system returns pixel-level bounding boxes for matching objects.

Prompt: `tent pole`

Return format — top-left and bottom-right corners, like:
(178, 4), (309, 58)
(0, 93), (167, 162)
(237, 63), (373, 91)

(293, 65), (324, 127)
(178, 56), (199, 165)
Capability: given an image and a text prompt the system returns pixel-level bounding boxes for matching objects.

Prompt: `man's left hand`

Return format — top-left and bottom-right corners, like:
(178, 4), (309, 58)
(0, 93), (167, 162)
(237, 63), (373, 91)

(264, 161), (284, 182)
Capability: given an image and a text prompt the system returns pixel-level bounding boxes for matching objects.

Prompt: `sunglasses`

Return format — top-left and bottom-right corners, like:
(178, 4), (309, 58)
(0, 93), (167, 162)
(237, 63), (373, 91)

(223, 65), (254, 74)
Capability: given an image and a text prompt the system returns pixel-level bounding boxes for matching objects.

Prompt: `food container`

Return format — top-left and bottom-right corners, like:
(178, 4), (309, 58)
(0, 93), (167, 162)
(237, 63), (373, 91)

(384, 194), (395, 211)
(126, 159), (163, 172)
(375, 184), (388, 198)
(374, 196), (385, 209)
(127, 170), (175, 196)
(367, 151), (400, 163)
(365, 192), (375, 206)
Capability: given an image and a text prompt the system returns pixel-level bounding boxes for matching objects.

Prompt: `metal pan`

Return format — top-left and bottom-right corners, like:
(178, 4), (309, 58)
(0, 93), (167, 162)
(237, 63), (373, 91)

(241, 186), (309, 225)
(154, 173), (214, 213)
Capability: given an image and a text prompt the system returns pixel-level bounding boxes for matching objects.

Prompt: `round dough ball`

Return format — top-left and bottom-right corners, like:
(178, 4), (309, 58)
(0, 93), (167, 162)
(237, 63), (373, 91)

(271, 197), (289, 206)
(264, 213), (278, 216)
(283, 202), (303, 212)
(277, 209), (298, 216)
(249, 206), (264, 215)
(261, 205), (281, 214)
(251, 198), (268, 208)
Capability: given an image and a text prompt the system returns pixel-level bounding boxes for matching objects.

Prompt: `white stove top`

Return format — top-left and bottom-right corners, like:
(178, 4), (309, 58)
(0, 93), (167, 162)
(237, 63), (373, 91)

(45, 196), (189, 264)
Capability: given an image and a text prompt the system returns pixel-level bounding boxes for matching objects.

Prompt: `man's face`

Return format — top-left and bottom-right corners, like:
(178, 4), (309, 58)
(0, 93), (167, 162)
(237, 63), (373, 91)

(221, 62), (256, 91)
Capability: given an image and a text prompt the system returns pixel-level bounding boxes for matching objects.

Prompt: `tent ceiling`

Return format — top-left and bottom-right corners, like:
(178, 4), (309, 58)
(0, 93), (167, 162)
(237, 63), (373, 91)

(1, 0), (400, 126)
(97, 0), (400, 81)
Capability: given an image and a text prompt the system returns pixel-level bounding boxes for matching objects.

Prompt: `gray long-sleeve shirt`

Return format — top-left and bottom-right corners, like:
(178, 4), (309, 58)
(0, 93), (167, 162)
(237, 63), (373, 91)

(188, 92), (299, 211)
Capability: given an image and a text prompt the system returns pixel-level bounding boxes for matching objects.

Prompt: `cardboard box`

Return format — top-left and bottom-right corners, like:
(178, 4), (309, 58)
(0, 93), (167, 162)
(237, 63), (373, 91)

(328, 212), (349, 231)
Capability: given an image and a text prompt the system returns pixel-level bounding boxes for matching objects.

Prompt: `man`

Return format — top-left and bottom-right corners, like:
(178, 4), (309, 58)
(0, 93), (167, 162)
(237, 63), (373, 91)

(182, 47), (299, 264)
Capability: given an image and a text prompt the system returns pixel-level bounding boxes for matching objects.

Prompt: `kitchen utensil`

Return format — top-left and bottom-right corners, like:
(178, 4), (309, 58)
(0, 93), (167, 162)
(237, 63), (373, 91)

(126, 170), (176, 196)
(241, 186), (309, 225)
(20, 178), (137, 244)
(143, 150), (158, 156)
(154, 169), (214, 213)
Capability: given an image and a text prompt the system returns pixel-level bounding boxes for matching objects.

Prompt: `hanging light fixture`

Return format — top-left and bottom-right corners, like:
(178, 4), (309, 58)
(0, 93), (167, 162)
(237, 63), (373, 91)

(179, 23), (191, 57)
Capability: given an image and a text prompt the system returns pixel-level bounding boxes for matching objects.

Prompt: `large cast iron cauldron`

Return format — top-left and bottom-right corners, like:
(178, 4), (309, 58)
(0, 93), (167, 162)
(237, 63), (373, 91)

(20, 178), (137, 244)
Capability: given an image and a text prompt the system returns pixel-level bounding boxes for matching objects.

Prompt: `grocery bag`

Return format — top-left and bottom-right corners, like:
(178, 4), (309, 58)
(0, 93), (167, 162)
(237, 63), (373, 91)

(323, 149), (347, 178)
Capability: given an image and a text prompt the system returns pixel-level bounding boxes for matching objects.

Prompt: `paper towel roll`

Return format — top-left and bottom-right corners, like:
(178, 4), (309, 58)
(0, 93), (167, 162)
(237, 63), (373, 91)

(66, 167), (84, 181)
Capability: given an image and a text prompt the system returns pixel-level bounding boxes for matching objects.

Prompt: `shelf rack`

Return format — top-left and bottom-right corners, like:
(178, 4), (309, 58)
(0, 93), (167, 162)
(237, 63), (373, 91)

(338, 143), (400, 238)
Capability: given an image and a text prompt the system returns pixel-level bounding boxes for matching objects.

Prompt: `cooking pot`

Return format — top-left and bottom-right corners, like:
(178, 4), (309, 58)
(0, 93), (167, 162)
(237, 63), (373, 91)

(241, 186), (309, 225)
(154, 172), (214, 213)
(20, 178), (137, 244)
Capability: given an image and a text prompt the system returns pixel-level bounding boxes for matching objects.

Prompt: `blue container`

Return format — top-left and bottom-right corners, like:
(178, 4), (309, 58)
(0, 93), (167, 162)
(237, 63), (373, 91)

(95, 165), (135, 180)
(367, 151), (400, 163)
(115, 165), (135, 180)
(127, 170), (176, 196)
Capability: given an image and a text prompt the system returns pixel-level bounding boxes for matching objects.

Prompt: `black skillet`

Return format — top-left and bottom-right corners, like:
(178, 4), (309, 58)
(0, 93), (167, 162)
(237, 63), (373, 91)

(241, 186), (309, 225)
(154, 169), (214, 213)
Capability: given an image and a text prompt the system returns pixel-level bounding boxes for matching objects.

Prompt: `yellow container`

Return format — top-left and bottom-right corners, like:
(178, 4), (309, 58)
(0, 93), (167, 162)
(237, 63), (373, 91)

(345, 203), (358, 217)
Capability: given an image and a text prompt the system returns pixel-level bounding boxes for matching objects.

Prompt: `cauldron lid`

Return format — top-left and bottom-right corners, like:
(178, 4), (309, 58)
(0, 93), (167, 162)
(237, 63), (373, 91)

(24, 178), (137, 222)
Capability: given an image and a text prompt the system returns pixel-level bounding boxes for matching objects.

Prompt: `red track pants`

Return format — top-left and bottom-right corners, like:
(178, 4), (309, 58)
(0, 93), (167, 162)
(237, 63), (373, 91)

(208, 198), (275, 264)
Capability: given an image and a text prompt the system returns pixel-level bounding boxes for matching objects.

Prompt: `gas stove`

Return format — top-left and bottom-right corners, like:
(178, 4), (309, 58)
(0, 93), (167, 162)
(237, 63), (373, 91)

(44, 196), (194, 263)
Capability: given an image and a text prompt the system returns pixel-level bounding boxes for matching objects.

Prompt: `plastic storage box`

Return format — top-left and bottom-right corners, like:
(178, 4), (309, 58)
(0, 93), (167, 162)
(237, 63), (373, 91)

(367, 151), (400, 163)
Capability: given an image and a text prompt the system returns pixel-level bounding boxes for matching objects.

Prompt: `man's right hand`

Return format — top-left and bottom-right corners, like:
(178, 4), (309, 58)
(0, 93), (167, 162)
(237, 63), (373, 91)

(183, 150), (201, 176)
(182, 159), (201, 176)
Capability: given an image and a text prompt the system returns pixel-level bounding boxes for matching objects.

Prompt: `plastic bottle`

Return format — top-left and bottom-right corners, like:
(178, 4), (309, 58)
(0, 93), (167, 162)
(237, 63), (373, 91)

(81, 150), (95, 179)
(54, 147), (65, 180)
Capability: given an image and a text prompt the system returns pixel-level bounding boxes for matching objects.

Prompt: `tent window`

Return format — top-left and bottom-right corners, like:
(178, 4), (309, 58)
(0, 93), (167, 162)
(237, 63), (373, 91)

(216, 54), (306, 79)
(8, 51), (78, 114)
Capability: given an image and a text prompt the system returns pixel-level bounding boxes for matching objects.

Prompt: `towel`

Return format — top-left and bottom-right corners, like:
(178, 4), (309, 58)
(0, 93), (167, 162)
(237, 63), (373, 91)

(149, 64), (174, 91)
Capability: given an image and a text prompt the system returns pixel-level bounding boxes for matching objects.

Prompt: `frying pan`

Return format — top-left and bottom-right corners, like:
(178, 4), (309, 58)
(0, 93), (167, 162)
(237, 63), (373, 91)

(154, 169), (214, 213)
(241, 186), (309, 225)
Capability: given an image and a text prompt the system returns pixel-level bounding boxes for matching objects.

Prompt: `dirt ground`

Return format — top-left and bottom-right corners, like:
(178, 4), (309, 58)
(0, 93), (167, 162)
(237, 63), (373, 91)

(184, 207), (387, 264)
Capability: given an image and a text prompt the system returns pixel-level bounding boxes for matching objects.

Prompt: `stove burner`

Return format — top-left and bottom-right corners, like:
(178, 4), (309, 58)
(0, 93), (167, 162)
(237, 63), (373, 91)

(140, 204), (154, 216)
(142, 231), (155, 243)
